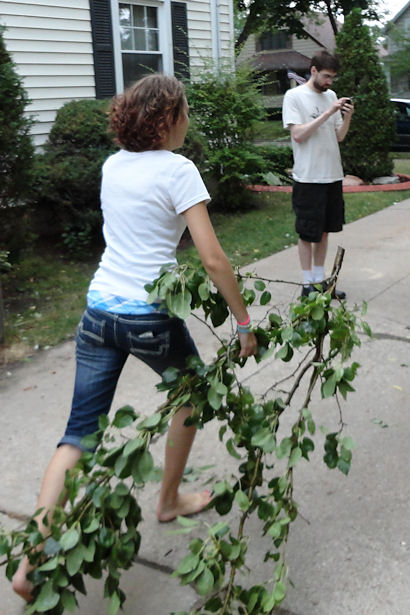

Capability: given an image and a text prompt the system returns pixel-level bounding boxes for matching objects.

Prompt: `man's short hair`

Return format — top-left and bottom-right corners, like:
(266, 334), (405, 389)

(310, 50), (340, 73)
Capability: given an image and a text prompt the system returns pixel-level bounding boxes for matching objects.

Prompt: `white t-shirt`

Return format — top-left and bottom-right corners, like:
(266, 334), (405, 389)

(88, 149), (210, 302)
(282, 84), (344, 183)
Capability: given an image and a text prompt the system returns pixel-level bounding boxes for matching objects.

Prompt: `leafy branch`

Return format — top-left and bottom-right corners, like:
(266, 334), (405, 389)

(0, 253), (370, 614)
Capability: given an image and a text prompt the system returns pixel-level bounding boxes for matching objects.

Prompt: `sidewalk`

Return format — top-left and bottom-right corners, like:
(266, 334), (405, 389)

(1, 199), (409, 615)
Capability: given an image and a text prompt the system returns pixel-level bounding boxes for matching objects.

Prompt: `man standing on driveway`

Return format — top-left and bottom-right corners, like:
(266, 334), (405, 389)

(282, 50), (354, 298)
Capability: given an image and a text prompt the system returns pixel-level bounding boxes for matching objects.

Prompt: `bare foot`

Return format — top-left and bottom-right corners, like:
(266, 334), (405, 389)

(12, 557), (34, 603)
(157, 490), (212, 522)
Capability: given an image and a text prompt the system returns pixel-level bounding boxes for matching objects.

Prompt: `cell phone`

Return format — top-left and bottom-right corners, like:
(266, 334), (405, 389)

(345, 98), (352, 105)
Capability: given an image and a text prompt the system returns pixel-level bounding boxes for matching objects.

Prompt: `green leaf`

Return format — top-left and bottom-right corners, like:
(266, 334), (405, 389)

(44, 537), (61, 556)
(288, 446), (302, 468)
(176, 516), (200, 528)
(311, 306), (324, 320)
(83, 518), (100, 534)
(66, 544), (84, 576)
(209, 521), (229, 537)
(260, 290), (271, 305)
(322, 372), (337, 398)
(307, 418), (316, 435)
(60, 528), (80, 551)
(254, 280), (266, 291)
(137, 413), (162, 430)
(261, 589), (275, 612)
(109, 591), (121, 615)
(281, 326), (293, 342)
(123, 437), (145, 457)
(276, 437), (292, 459)
(180, 560), (206, 584)
(268, 522), (282, 539)
(214, 380), (228, 395)
(207, 386), (223, 410)
(234, 490), (250, 512)
(273, 580), (286, 602)
(198, 281), (210, 301)
(37, 556), (60, 572)
(33, 579), (60, 612)
(137, 451), (154, 480)
(112, 405), (136, 428)
(226, 438), (242, 460)
(196, 567), (214, 596)
(61, 589), (77, 612)
(342, 436), (356, 451)
(167, 288), (192, 320)
(176, 553), (200, 575)
(337, 457), (351, 475)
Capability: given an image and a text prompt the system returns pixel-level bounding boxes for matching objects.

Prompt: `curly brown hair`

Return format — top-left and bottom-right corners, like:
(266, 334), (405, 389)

(109, 73), (186, 152)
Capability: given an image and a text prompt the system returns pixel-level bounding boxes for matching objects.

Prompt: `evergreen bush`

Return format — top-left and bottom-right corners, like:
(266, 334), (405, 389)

(335, 10), (396, 181)
(0, 26), (35, 258)
(33, 99), (117, 254)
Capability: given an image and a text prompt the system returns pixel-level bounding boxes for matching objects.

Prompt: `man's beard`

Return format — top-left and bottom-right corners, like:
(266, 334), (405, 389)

(313, 78), (328, 92)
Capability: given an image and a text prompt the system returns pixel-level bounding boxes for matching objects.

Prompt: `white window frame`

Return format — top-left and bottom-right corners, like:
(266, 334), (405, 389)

(110, 0), (173, 93)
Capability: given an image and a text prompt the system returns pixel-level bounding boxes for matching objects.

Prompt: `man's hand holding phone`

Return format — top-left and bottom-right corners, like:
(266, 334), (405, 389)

(342, 97), (354, 114)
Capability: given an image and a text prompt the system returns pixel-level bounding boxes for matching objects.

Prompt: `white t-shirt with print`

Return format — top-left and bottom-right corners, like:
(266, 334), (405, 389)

(282, 84), (344, 183)
(88, 149), (210, 302)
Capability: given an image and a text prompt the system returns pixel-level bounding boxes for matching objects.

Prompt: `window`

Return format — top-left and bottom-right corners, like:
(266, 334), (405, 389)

(119, 2), (163, 88)
(258, 31), (290, 52)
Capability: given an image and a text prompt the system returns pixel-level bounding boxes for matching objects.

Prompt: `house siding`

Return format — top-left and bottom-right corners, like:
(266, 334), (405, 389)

(1, 0), (95, 146)
(2, 0), (235, 144)
(385, 3), (410, 97)
(187, 0), (233, 74)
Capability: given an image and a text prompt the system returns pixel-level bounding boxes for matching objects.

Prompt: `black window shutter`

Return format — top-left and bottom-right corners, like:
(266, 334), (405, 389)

(89, 0), (116, 98)
(171, 2), (190, 80)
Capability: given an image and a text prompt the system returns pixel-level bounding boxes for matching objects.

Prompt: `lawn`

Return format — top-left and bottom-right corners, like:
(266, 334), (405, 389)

(2, 161), (410, 361)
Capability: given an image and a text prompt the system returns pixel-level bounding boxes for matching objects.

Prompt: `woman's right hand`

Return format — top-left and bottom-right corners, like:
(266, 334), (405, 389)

(238, 331), (258, 358)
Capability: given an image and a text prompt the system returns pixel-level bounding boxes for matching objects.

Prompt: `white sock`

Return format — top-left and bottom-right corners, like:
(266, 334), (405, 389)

(312, 266), (325, 283)
(302, 270), (313, 285)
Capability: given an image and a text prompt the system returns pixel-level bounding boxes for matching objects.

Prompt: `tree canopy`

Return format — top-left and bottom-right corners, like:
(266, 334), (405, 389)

(235, 0), (383, 49)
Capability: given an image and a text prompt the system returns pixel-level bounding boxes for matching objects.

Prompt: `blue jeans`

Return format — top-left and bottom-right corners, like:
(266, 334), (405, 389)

(58, 307), (199, 450)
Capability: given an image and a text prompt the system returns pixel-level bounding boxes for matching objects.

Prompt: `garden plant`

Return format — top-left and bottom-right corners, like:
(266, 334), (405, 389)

(0, 253), (370, 615)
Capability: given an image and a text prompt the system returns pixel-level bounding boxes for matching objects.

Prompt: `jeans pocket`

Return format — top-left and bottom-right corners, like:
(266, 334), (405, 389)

(127, 329), (170, 358)
(76, 310), (106, 346)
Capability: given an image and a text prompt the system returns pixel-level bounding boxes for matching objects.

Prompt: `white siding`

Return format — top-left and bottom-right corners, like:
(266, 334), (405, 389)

(292, 36), (321, 57)
(1, 0), (235, 143)
(187, 0), (234, 75)
(1, 0), (95, 146)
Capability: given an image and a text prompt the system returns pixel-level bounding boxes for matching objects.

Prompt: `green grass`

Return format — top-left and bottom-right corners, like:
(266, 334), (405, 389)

(2, 162), (410, 358)
(2, 253), (94, 354)
(393, 157), (410, 175)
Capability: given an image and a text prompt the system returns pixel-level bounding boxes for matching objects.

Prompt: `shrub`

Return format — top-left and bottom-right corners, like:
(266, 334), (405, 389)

(335, 10), (395, 181)
(0, 26), (35, 259)
(33, 99), (117, 254)
(185, 62), (267, 210)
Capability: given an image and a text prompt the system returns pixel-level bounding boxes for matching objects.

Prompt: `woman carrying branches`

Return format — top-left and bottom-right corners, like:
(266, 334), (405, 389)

(13, 73), (257, 602)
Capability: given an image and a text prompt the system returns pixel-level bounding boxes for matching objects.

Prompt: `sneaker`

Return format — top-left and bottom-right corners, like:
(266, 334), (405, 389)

(300, 283), (322, 297)
(320, 281), (346, 300)
(300, 283), (346, 300)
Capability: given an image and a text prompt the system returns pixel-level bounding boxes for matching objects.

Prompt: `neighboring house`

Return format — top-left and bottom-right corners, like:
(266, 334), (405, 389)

(237, 14), (337, 110)
(383, 0), (410, 98)
(1, 0), (234, 146)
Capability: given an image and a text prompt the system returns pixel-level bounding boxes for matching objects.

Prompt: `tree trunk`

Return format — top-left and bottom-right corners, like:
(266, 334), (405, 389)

(323, 0), (339, 35)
